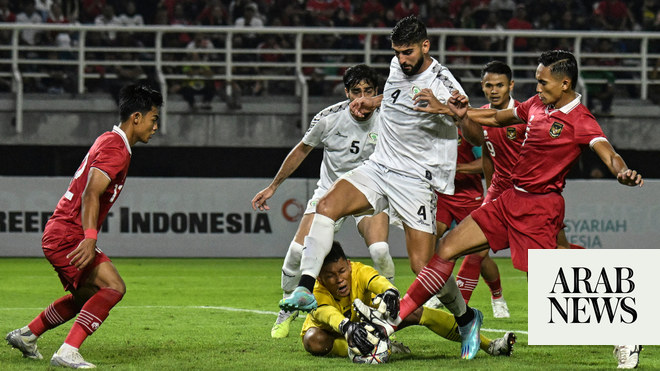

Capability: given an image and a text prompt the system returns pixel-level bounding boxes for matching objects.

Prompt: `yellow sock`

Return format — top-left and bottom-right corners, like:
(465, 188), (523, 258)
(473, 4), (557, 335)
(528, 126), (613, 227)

(419, 307), (491, 351)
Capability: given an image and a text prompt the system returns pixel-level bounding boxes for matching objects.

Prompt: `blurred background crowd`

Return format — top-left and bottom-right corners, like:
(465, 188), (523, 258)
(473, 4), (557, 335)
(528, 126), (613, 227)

(1, 0), (659, 109)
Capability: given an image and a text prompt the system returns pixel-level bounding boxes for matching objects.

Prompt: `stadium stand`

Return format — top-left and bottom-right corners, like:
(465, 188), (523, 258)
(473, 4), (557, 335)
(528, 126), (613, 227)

(0, 0), (659, 178)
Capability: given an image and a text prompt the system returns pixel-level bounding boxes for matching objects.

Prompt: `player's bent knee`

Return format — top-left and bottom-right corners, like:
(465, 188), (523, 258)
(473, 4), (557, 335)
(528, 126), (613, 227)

(314, 198), (338, 220)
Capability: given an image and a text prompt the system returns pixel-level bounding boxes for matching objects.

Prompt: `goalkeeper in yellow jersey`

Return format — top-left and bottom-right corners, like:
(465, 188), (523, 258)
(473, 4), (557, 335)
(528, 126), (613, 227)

(300, 241), (516, 357)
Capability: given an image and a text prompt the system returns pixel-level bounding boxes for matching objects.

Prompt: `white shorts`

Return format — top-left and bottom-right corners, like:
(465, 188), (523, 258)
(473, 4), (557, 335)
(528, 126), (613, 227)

(304, 186), (352, 232)
(341, 160), (437, 234)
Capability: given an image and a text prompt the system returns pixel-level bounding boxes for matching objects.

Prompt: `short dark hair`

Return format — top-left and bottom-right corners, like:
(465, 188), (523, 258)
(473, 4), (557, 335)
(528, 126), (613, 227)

(322, 241), (347, 267)
(481, 60), (512, 82)
(343, 64), (379, 91)
(391, 15), (427, 46)
(538, 50), (578, 89)
(118, 84), (163, 122)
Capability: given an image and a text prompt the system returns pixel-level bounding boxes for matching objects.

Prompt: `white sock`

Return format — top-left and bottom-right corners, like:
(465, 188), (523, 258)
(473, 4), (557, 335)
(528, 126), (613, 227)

(436, 275), (467, 317)
(281, 241), (304, 295)
(368, 241), (395, 284)
(300, 214), (335, 279)
(59, 343), (78, 353)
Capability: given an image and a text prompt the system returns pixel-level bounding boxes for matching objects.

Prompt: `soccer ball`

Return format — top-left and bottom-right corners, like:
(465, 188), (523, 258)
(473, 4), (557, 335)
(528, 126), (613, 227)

(347, 337), (391, 364)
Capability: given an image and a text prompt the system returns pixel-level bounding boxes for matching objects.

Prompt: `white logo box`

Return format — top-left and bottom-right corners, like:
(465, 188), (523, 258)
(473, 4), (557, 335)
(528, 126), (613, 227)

(528, 249), (660, 345)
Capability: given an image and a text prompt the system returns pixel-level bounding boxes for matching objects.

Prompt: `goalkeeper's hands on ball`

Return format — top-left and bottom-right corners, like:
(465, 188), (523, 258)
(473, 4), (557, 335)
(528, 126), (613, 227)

(339, 319), (380, 355)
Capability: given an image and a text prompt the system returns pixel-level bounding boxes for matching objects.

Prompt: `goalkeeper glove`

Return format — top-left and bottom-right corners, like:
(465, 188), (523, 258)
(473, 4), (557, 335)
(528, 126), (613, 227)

(373, 288), (400, 321)
(339, 319), (379, 355)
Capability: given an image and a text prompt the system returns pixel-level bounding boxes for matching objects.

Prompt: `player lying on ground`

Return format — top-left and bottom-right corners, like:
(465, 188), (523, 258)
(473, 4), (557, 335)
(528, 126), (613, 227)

(301, 240), (516, 359)
(251, 64), (395, 339)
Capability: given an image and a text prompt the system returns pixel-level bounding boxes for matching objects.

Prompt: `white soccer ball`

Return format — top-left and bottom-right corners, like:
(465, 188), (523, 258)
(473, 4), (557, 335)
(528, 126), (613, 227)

(347, 337), (391, 364)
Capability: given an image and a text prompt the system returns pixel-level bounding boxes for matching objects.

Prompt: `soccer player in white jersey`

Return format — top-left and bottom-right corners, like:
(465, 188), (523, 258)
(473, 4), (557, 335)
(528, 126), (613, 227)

(251, 64), (395, 339)
(278, 16), (485, 360)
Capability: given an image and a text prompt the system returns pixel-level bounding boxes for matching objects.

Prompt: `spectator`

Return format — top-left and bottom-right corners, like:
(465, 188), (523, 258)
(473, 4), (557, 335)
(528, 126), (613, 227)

(489, 0), (515, 20)
(447, 35), (476, 84)
(331, 7), (351, 27)
(107, 32), (147, 104)
(234, 3), (264, 48)
(41, 50), (76, 95)
(16, 0), (44, 93)
(170, 3), (193, 45)
(60, 0), (79, 22)
(35, 0), (53, 21)
(306, 0), (350, 26)
(506, 4), (533, 52)
(119, 1), (144, 26)
(257, 34), (288, 95)
(172, 52), (217, 110)
(307, 68), (327, 96)
(81, 0), (105, 24)
(46, 2), (72, 50)
(457, 2), (477, 28)
(197, 0), (229, 26)
(427, 6), (455, 28)
(0, 0), (16, 49)
(394, 0), (419, 20)
(118, 1), (146, 45)
(94, 4), (122, 44)
(480, 11), (505, 52)
(593, 0), (638, 31)
(16, 1), (44, 47)
(362, 0), (385, 21)
(582, 58), (615, 117)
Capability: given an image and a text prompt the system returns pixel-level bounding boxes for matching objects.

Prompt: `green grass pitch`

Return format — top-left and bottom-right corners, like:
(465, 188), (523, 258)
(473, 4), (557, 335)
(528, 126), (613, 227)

(0, 257), (656, 370)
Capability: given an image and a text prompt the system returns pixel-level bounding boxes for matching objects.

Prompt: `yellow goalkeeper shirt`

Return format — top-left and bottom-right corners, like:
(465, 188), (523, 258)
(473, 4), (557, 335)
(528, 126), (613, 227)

(300, 261), (395, 336)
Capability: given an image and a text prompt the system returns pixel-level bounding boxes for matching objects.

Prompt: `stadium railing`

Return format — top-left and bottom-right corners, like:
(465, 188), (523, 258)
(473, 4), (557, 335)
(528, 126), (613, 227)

(1, 24), (659, 134)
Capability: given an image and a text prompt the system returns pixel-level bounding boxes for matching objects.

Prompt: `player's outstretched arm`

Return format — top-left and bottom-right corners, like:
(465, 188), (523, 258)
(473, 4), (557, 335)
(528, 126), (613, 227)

(592, 140), (644, 187)
(445, 91), (484, 146)
(68, 168), (110, 270)
(350, 95), (382, 118)
(251, 141), (313, 210)
(457, 158), (483, 174)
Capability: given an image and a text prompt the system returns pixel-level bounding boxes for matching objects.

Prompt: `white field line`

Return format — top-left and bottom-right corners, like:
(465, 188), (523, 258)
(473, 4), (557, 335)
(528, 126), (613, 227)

(0, 304), (528, 335)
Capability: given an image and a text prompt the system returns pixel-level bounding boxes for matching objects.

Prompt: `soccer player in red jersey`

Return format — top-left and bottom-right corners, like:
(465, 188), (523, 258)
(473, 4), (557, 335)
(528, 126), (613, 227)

(356, 51), (643, 357)
(452, 61), (522, 317)
(5, 84), (162, 369)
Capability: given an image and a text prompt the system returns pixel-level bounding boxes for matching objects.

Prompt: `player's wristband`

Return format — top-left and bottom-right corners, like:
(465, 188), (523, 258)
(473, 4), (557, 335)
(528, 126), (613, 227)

(84, 229), (98, 240)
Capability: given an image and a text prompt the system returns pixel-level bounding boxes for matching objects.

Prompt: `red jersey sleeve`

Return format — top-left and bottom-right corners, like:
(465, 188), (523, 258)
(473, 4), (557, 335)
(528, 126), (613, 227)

(90, 136), (129, 179)
(573, 111), (606, 146)
(512, 96), (535, 123)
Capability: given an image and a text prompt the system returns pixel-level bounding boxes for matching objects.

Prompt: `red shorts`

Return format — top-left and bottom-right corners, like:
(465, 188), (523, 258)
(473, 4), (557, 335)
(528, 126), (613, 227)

(435, 194), (482, 228)
(471, 188), (564, 272)
(483, 177), (513, 204)
(42, 220), (111, 291)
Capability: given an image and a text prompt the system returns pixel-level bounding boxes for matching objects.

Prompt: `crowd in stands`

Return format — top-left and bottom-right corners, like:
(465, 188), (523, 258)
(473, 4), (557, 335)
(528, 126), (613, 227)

(1, 0), (660, 108)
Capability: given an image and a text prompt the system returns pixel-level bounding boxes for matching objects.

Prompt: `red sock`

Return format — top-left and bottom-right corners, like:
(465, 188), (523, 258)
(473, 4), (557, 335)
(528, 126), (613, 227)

(28, 294), (81, 336)
(456, 254), (483, 303)
(399, 255), (455, 320)
(485, 277), (503, 298)
(65, 288), (124, 348)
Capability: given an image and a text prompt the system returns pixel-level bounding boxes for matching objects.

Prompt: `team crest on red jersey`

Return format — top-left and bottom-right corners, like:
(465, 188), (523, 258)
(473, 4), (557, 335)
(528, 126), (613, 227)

(457, 136), (462, 146)
(549, 122), (564, 138)
(506, 127), (517, 140)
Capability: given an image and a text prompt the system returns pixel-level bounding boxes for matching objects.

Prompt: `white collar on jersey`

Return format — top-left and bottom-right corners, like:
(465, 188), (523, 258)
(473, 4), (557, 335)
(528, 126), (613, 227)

(551, 93), (582, 114)
(112, 125), (132, 155)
